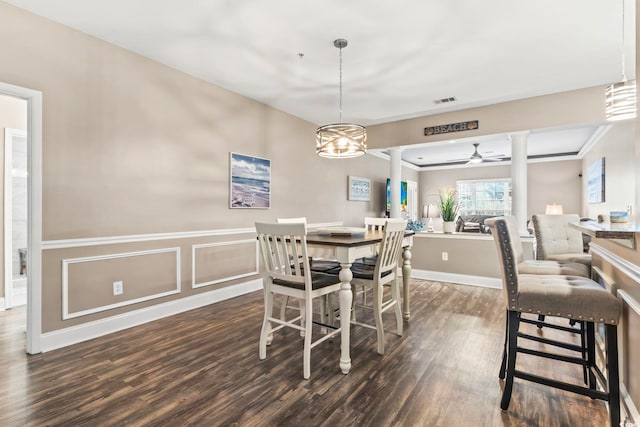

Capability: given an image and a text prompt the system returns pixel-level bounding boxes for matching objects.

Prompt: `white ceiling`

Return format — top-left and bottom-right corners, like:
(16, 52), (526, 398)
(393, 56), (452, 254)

(4, 0), (634, 167)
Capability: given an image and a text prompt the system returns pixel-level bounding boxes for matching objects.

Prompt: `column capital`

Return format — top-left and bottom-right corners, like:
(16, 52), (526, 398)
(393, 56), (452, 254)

(508, 131), (530, 141)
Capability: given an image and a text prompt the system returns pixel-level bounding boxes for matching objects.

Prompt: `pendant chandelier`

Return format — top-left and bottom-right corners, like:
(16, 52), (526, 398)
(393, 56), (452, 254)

(606, 0), (636, 121)
(316, 39), (367, 158)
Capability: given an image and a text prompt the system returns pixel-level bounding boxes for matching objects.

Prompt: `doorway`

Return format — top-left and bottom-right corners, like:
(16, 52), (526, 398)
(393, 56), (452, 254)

(4, 127), (28, 309)
(0, 82), (43, 354)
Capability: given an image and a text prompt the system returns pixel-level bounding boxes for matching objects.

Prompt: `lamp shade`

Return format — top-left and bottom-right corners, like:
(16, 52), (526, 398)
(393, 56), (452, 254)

(316, 123), (367, 158)
(605, 80), (637, 121)
(545, 204), (564, 215)
(423, 204), (439, 218)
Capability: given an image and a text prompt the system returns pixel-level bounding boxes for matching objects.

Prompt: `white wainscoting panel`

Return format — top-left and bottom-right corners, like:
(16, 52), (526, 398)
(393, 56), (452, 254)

(42, 279), (262, 352)
(62, 247), (181, 320)
(192, 239), (259, 289)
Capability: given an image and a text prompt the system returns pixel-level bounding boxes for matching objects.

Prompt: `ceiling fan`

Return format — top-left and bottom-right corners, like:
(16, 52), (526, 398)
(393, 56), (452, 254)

(448, 143), (505, 164)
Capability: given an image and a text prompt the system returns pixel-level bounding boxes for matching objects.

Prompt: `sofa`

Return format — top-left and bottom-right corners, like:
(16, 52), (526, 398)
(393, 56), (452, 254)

(455, 215), (495, 233)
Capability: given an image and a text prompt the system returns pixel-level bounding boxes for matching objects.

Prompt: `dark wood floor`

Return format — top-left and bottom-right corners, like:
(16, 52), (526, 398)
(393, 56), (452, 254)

(0, 280), (608, 426)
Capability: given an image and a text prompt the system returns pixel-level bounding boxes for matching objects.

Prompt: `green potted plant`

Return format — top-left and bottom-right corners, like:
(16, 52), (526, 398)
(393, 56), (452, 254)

(438, 189), (459, 233)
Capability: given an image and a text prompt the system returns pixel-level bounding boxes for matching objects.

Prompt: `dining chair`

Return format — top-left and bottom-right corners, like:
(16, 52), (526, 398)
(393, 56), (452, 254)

(485, 217), (621, 426)
(346, 218), (406, 355)
(256, 221), (342, 379)
(276, 217), (340, 324)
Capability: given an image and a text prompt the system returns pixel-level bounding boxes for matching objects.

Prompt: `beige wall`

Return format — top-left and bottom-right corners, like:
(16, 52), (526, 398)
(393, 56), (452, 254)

(582, 122), (636, 221)
(367, 86), (607, 149)
(0, 2), (418, 331)
(418, 159), (582, 219)
(0, 94), (27, 300)
(412, 234), (534, 279)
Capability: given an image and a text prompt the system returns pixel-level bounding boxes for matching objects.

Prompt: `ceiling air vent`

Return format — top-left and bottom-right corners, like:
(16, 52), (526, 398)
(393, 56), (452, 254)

(433, 97), (457, 104)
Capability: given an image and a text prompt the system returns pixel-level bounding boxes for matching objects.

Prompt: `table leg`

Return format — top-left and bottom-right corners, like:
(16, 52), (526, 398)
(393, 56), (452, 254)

(338, 263), (353, 375)
(402, 246), (412, 320)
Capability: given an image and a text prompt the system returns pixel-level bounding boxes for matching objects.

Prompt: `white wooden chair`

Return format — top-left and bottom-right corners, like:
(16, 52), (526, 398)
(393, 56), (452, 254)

(353, 217), (389, 307)
(364, 216), (387, 231)
(275, 217), (340, 324)
(349, 219), (406, 354)
(256, 221), (342, 379)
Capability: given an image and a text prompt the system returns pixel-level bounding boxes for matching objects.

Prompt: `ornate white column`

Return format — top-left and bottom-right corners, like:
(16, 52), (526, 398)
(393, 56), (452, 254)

(510, 132), (529, 235)
(390, 148), (403, 218)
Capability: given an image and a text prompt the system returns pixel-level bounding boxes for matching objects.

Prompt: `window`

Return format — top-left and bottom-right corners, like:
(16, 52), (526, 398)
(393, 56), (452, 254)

(457, 179), (512, 216)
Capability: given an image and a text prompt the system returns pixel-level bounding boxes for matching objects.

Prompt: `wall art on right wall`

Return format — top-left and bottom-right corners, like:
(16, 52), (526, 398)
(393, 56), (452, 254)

(587, 157), (605, 204)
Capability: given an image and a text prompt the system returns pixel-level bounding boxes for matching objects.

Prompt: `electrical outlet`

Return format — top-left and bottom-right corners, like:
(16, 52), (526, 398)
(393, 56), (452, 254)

(113, 281), (123, 296)
(442, 252), (448, 261)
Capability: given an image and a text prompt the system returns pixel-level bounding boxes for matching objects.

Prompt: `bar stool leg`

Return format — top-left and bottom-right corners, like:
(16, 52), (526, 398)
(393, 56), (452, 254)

(499, 312), (508, 379)
(606, 324), (620, 427)
(501, 310), (519, 410)
(586, 322), (597, 390)
(579, 321), (588, 385)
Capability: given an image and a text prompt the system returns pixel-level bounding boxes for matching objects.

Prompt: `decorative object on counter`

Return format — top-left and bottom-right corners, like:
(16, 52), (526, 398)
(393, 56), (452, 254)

(545, 203), (563, 215)
(438, 189), (459, 234)
(610, 211), (629, 223)
(406, 220), (425, 232)
(316, 39), (366, 159)
(423, 203), (439, 232)
(597, 214), (604, 223)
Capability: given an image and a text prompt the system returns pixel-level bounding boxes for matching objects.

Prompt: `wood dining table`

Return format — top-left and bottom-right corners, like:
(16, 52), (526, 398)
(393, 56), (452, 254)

(306, 228), (414, 375)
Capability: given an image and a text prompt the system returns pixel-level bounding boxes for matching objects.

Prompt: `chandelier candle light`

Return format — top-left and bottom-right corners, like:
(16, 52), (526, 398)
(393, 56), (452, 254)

(316, 39), (367, 158)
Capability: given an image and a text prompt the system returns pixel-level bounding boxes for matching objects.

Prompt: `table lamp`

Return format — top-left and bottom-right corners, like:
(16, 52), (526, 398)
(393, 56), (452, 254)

(545, 204), (563, 215)
(423, 204), (439, 232)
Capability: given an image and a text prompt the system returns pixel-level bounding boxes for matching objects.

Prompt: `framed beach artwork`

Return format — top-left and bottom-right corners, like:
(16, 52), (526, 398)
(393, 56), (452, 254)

(229, 152), (271, 209)
(348, 176), (371, 201)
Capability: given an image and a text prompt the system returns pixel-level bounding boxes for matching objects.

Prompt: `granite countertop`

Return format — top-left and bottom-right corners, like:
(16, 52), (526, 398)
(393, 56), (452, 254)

(570, 220), (640, 241)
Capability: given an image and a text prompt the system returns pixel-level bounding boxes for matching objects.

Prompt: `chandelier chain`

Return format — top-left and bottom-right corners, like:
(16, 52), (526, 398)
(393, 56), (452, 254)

(339, 45), (343, 123)
(621, 0), (627, 81)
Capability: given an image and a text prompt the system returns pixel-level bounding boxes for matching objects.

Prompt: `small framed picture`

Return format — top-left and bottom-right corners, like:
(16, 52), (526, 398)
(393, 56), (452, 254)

(230, 152), (271, 209)
(348, 176), (371, 201)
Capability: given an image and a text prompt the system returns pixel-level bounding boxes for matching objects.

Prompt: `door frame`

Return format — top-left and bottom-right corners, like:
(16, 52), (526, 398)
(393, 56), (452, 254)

(0, 81), (43, 354)
(4, 128), (27, 309)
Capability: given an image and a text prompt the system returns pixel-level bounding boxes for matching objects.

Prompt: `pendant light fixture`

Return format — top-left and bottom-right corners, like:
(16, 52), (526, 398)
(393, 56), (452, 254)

(316, 39), (367, 158)
(605, 0), (636, 121)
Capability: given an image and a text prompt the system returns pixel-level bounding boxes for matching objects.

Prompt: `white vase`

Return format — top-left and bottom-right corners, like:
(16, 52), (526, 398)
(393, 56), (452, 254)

(443, 221), (455, 234)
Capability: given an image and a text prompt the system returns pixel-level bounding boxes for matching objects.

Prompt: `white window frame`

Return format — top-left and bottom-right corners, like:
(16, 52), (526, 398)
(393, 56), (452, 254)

(456, 178), (512, 216)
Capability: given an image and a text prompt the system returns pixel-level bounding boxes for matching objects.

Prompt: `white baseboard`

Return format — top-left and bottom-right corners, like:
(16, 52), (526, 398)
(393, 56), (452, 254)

(410, 269), (502, 289)
(40, 279), (263, 352)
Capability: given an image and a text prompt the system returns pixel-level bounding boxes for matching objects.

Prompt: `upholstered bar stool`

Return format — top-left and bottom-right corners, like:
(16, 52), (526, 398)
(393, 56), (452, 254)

(494, 216), (592, 379)
(485, 217), (622, 427)
(532, 214), (592, 269)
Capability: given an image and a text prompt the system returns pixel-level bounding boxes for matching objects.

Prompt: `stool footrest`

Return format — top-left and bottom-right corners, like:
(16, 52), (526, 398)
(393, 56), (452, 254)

(517, 332), (583, 352)
(514, 370), (608, 400)
(518, 346), (589, 366)
(520, 317), (582, 334)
